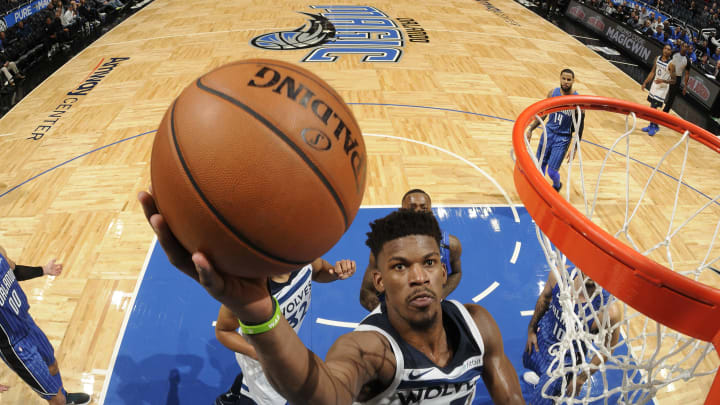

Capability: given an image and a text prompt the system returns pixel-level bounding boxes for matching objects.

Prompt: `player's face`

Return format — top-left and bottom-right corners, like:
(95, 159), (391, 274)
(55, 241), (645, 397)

(374, 235), (447, 330)
(401, 193), (431, 212)
(663, 45), (672, 58)
(560, 73), (574, 93)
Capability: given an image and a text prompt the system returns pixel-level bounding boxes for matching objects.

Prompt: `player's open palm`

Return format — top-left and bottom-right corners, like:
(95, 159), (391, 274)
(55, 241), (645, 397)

(525, 330), (539, 353)
(42, 259), (62, 276)
(139, 190), (271, 317)
(330, 259), (356, 280)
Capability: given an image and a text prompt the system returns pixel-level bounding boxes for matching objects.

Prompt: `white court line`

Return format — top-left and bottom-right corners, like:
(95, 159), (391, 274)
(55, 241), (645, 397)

(571, 34), (600, 41)
(316, 318), (360, 329)
(510, 241), (522, 264)
(472, 281), (500, 302)
(365, 133), (520, 223)
(611, 60), (639, 67)
(98, 237), (156, 404)
(520, 310), (534, 316)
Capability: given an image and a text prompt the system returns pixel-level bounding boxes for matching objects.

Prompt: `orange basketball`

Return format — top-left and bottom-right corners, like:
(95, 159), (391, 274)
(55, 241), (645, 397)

(150, 59), (366, 277)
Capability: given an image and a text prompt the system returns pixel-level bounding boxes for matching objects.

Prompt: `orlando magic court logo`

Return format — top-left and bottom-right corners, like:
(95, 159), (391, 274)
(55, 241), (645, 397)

(251, 13), (336, 51)
(250, 6), (406, 63)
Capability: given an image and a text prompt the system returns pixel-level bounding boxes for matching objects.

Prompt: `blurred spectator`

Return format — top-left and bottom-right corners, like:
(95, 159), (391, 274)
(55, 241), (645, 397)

(78, 0), (102, 25)
(653, 24), (668, 41)
(15, 21), (32, 43)
(641, 19), (654, 34)
(61, 3), (78, 27)
(0, 49), (25, 86)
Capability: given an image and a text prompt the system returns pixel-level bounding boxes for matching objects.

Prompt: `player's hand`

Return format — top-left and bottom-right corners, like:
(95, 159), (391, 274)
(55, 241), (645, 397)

(0, 384), (8, 392)
(138, 190), (272, 322)
(641, 83), (646, 91)
(525, 128), (533, 142)
(329, 259), (356, 280)
(525, 331), (539, 353)
(42, 259), (62, 276)
(682, 87), (687, 95)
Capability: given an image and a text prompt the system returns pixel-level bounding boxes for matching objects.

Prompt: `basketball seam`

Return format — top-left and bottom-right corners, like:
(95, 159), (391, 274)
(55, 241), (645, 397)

(194, 78), (350, 230)
(168, 99), (308, 266)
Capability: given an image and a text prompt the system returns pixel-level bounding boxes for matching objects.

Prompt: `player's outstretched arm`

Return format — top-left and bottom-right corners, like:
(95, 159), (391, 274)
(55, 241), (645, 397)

(215, 304), (258, 360)
(526, 89), (555, 137)
(466, 304), (525, 404)
(526, 270), (557, 353)
(312, 258), (356, 283)
(441, 235), (462, 298)
(359, 253), (381, 311)
(139, 190), (385, 405)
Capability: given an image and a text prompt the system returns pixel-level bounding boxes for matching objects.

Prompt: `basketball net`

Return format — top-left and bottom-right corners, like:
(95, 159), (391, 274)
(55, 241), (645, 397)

(515, 96), (720, 405)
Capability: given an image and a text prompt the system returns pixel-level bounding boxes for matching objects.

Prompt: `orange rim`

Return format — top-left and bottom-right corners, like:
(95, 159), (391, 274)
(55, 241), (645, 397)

(512, 95), (720, 404)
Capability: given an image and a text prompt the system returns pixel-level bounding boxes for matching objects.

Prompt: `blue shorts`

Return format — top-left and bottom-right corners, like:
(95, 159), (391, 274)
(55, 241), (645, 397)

(0, 314), (63, 400)
(536, 129), (572, 173)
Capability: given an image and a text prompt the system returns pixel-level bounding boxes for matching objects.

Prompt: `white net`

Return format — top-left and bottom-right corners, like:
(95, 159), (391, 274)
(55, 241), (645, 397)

(524, 107), (720, 405)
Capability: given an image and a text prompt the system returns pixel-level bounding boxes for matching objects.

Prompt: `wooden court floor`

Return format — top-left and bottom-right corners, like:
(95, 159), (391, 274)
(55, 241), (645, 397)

(0, 0), (717, 403)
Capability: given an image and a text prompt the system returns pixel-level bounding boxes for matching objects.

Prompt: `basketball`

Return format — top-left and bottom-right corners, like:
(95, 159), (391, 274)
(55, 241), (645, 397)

(150, 59), (367, 278)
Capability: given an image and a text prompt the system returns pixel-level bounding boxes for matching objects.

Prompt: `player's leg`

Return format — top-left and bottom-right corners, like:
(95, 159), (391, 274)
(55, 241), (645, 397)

(216, 372), (245, 405)
(535, 130), (553, 174)
(644, 96), (663, 136)
(24, 316), (90, 404)
(546, 134), (571, 191)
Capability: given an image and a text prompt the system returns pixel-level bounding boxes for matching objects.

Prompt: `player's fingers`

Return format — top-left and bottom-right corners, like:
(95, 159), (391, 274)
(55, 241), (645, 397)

(138, 191), (159, 223)
(151, 214), (196, 279)
(193, 252), (224, 296)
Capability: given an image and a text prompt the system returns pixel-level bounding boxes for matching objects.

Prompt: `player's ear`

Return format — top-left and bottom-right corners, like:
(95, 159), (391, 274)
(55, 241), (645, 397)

(441, 262), (448, 285)
(372, 269), (385, 293)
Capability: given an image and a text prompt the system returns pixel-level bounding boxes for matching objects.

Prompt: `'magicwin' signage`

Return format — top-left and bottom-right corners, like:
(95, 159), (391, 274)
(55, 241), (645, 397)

(565, 0), (719, 110)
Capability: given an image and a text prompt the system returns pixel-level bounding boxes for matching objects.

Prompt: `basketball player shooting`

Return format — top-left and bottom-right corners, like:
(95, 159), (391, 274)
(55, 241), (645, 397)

(359, 189), (463, 311)
(139, 192), (525, 404)
(525, 69), (585, 192)
(523, 269), (622, 403)
(641, 44), (676, 136)
(215, 258), (356, 405)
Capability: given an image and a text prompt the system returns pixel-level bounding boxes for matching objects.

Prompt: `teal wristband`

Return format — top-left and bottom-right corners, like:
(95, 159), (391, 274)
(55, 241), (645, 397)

(238, 297), (281, 335)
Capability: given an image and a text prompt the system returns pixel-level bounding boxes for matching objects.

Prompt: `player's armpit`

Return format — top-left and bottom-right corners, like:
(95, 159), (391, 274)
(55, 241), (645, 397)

(466, 304), (525, 404)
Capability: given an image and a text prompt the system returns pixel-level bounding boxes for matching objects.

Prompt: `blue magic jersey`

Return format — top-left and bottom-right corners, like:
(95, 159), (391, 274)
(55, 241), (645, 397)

(545, 87), (579, 135)
(355, 300), (484, 405)
(536, 282), (612, 353)
(0, 253), (31, 345)
(440, 231), (452, 275)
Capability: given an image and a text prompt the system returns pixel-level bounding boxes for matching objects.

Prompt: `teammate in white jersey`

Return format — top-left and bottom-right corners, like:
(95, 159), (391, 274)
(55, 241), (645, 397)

(642, 44), (676, 136)
(138, 190), (525, 404)
(214, 258), (356, 405)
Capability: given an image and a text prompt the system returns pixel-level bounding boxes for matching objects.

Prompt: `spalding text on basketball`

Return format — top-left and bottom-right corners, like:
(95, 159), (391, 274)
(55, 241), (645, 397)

(248, 66), (365, 192)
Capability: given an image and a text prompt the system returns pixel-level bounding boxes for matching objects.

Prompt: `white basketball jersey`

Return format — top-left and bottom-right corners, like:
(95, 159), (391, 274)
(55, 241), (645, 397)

(235, 264), (313, 405)
(649, 56), (672, 103)
(354, 300), (485, 405)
